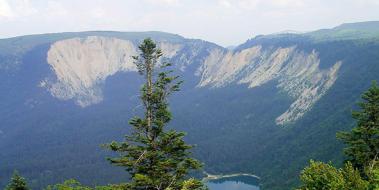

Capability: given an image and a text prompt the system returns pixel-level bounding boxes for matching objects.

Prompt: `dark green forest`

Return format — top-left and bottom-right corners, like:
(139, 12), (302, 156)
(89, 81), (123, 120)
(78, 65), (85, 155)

(1, 22), (379, 190)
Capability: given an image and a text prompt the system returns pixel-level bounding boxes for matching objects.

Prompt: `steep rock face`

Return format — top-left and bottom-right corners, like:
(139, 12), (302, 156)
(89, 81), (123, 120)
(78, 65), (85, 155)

(159, 42), (183, 58)
(42, 36), (188, 107)
(197, 46), (260, 86)
(198, 46), (342, 125)
(41, 36), (342, 125)
(42, 36), (137, 107)
(172, 40), (224, 74)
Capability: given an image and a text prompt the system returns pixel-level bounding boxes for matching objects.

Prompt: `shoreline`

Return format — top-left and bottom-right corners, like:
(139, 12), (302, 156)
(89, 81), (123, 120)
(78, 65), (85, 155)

(202, 171), (261, 182)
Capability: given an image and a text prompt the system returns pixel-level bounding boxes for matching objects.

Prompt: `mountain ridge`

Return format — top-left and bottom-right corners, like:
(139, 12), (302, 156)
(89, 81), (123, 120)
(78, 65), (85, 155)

(1, 21), (379, 190)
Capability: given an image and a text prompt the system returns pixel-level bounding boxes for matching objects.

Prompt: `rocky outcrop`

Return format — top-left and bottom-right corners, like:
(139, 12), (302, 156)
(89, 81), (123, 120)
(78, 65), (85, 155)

(198, 46), (342, 125)
(42, 36), (342, 125)
(42, 36), (190, 107)
(43, 36), (138, 107)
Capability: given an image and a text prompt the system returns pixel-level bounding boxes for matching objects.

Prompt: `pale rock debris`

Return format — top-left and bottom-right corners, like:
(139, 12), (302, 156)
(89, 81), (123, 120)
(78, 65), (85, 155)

(198, 46), (342, 125)
(198, 46), (262, 87)
(42, 35), (343, 124)
(44, 36), (137, 107)
(43, 36), (185, 107)
(159, 42), (182, 58)
(276, 61), (342, 125)
(239, 47), (296, 87)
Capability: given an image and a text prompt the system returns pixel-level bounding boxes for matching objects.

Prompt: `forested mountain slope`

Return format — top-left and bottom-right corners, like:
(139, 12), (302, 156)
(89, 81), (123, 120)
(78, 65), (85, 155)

(1, 21), (379, 189)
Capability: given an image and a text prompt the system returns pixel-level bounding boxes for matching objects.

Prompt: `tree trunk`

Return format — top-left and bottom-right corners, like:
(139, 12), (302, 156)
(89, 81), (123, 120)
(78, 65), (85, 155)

(146, 58), (153, 140)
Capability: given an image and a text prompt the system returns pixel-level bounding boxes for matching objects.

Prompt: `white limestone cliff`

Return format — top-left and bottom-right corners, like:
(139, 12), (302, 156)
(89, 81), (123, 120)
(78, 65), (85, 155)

(198, 46), (342, 125)
(42, 36), (185, 107)
(43, 36), (137, 107)
(42, 36), (342, 125)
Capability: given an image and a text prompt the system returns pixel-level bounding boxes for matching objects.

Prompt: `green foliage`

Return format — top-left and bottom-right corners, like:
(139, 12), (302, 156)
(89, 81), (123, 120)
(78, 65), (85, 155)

(44, 178), (208, 190)
(298, 82), (379, 190)
(45, 179), (92, 190)
(45, 179), (207, 190)
(342, 162), (370, 189)
(45, 179), (128, 190)
(5, 171), (29, 190)
(180, 178), (207, 190)
(337, 81), (379, 175)
(107, 38), (203, 189)
(368, 168), (379, 189)
(297, 160), (368, 190)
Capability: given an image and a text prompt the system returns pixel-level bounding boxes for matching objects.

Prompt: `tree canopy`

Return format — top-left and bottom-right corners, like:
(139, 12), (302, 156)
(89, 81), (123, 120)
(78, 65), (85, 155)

(299, 81), (379, 189)
(337, 81), (379, 176)
(5, 171), (29, 190)
(107, 38), (205, 190)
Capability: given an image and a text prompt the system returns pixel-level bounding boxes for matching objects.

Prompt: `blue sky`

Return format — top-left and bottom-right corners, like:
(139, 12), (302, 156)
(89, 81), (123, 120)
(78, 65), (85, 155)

(1, 0), (379, 46)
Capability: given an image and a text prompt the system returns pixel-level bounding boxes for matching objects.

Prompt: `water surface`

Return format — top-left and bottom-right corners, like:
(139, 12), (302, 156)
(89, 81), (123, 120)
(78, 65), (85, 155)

(206, 175), (260, 190)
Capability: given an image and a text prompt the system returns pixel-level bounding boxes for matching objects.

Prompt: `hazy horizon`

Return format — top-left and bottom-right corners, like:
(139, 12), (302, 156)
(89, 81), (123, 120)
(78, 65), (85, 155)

(1, 0), (379, 46)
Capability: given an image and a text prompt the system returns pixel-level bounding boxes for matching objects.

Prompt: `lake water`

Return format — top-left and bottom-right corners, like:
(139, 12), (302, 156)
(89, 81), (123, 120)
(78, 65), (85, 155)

(206, 175), (260, 190)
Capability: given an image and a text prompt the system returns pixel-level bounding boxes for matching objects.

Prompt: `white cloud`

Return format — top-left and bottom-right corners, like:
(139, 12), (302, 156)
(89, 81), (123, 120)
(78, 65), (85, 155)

(218, 0), (261, 10)
(0, 0), (37, 20)
(219, 0), (232, 8)
(90, 7), (106, 19)
(0, 0), (14, 18)
(45, 1), (68, 17)
(144, 0), (179, 6)
(360, 0), (379, 5)
(237, 0), (261, 10)
(269, 0), (306, 8)
(0, 0), (378, 46)
(15, 0), (37, 16)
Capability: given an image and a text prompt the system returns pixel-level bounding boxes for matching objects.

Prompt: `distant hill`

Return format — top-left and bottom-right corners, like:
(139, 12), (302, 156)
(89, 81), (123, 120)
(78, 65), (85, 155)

(306, 21), (379, 41)
(334, 21), (379, 31)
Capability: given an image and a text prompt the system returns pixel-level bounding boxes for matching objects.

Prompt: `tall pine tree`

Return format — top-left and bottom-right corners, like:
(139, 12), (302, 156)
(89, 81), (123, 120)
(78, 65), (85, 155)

(107, 38), (204, 190)
(337, 81), (379, 176)
(5, 171), (29, 190)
